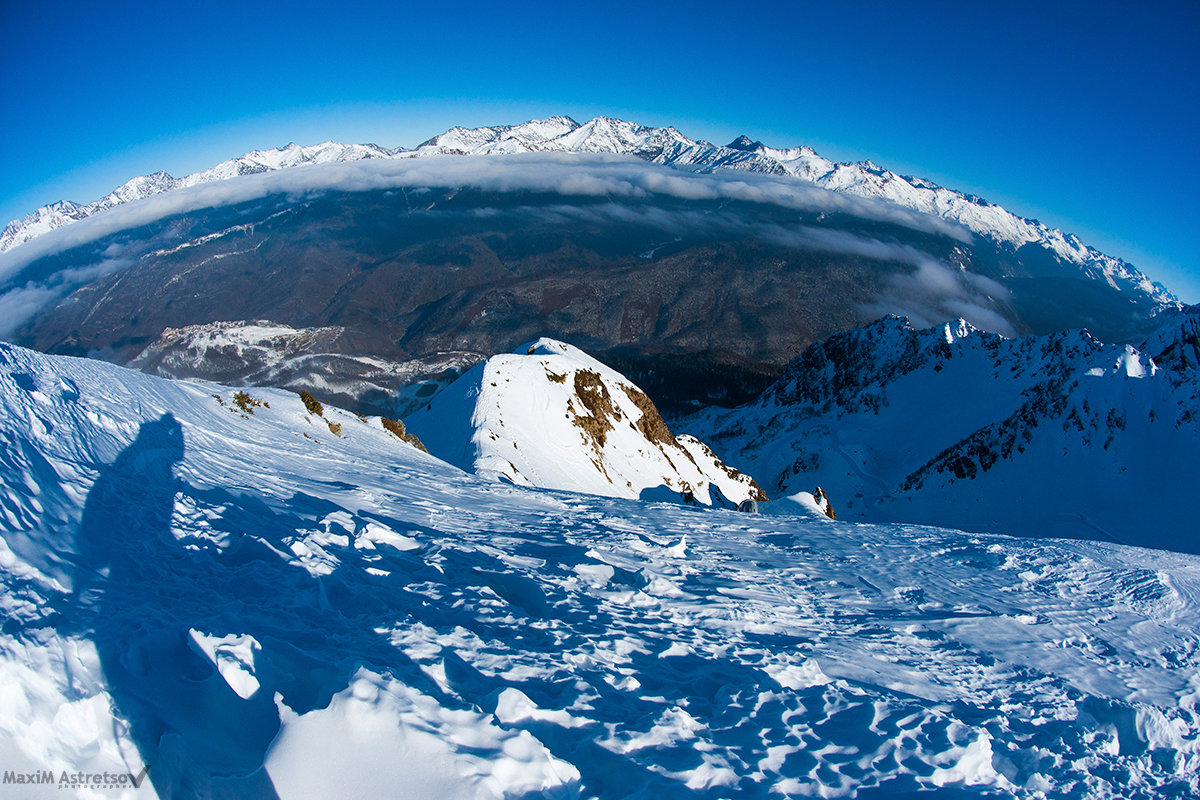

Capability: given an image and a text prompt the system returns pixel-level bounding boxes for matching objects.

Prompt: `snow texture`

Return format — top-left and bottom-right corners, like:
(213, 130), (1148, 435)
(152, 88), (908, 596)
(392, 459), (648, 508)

(1, 341), (1199, 798)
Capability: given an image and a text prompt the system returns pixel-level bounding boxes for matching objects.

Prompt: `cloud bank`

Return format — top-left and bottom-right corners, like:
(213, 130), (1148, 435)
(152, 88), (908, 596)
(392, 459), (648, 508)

(0, 153), (989, 337)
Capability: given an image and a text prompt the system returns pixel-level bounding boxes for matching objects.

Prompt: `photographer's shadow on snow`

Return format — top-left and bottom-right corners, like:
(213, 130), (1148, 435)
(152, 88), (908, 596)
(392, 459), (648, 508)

(72, 413), (290, 799)
(66, 412), (388, 800)
(71, 414), (573, 799)
(73, 413), (690, 799)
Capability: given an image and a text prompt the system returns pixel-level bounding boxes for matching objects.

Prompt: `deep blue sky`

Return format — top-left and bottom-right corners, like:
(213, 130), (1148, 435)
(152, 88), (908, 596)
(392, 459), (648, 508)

(4, 0), (1198, 300)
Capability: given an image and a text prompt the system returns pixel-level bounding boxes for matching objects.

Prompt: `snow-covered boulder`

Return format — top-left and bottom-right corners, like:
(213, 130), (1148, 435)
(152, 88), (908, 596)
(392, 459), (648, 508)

(405, 338), (766, 506)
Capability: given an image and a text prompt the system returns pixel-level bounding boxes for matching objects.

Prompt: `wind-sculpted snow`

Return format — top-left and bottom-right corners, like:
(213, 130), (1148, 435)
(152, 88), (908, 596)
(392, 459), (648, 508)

(2, 344), (1199, 797)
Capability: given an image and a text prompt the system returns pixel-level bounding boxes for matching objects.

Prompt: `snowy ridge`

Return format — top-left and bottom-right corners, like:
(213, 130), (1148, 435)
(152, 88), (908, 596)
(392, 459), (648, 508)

(406, 337), (765, 506)
(3, 340), (1200, 797)
(0, 142), (397, 252)
(2, 116), (1175, 306)
(683, 313), (1200, 551)
(1141, 304), (1200, 377)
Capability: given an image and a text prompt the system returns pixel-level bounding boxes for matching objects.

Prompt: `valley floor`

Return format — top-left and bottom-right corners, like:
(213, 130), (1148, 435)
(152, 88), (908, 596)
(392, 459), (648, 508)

(1, 342), (1198, 798)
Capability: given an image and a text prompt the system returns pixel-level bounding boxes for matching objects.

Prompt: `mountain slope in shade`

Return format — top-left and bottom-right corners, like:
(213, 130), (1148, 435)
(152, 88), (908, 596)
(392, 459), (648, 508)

(2, 116), (1175, 309)
(405, 337), (765, 506)
(2, 341), (1200, 797)
(681, 311), (1200, 553)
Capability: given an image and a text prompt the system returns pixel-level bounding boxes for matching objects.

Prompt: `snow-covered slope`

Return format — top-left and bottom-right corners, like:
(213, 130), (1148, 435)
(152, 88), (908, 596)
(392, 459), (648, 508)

(406, 338), (765, 507)
(3, 342), (1200, 798)
(2, 116), (1175, 307)
(126, 320), (483, 417)
(682, 314), (1200, 552)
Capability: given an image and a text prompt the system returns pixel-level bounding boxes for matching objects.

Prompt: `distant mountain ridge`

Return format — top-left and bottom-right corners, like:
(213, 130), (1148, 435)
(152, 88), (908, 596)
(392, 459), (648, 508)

(2, 115), (1176, 308)
(681, 309), (1200, 552)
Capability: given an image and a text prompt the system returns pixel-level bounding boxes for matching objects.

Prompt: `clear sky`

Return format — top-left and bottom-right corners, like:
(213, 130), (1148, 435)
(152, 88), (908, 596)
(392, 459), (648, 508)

(3, 0), (1198, 300)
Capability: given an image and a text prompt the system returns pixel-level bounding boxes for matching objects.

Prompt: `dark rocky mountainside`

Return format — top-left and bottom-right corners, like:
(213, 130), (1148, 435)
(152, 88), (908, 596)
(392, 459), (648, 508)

(4, 177), (1170, 415)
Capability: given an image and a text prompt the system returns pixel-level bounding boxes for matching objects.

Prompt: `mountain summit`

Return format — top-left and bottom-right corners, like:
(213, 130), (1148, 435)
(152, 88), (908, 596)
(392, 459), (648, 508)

(406, 338), (766, 506)
(726, 135), (763, 151)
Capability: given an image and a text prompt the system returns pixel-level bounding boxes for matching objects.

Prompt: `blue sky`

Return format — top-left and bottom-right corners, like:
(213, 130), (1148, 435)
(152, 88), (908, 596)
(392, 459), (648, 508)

(4, 0), (1198, 300)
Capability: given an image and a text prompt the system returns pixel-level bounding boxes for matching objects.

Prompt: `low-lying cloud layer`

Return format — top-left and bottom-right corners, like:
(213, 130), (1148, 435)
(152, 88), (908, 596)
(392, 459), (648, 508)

(861, 258), (1016, 337)
(0, 153), (991, 337)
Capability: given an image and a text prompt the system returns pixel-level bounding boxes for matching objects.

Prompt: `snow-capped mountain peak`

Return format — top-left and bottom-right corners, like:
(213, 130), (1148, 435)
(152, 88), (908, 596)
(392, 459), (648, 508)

(684, 313), (1200, 551)
(726, 134), (764, 151)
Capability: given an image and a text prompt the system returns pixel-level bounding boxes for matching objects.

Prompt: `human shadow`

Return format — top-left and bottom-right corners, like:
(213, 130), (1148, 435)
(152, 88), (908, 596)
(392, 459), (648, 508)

(73, 414), (768, 799)
(73, 414), (284, 799)
(70, 415), (581, 798)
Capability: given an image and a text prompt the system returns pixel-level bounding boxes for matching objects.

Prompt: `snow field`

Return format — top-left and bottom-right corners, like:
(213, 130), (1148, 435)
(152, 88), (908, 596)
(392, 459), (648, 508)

(0, 342), (1198, 797)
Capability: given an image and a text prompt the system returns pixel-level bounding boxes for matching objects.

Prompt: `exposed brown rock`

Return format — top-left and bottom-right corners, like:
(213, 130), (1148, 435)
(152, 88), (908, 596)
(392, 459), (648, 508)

(381, 416), (429, 453)
(571, 370), (616, 452)
(812, 486), (837, 520)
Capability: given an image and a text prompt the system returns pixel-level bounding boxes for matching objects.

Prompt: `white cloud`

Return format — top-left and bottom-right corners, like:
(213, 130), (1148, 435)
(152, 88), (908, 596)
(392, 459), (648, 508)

(859, 256), (1016, 337)
(0, 153), (978, 335)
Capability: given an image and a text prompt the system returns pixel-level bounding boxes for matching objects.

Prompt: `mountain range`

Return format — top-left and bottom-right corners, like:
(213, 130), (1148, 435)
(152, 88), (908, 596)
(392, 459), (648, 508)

(682, 307), (1200, 552)
(0, 117), (1181, 420)
(2, 115), (1175, 308)
(3, 113), (1200, 798)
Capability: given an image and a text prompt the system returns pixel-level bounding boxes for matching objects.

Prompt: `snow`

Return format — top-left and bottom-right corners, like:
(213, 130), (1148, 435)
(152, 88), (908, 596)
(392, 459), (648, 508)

(127, 319), (483, 417)
(266, 670), (578, 800)
(683, 315), (1200, 552)
(188, 631), (262, 699)
(405, 337), (763, 506)
(1, 341), (1199, 797)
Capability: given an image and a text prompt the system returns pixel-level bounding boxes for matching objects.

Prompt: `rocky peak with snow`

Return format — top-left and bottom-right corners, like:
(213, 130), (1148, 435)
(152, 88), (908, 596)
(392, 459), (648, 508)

(405, 337), (765, 506)
(726, 135), (762, 151)
(684, 315), (1200, 550)
(1, 116), (1178, 309)
(0, 141), (399, 252)
(1141, 304), (1200, 376)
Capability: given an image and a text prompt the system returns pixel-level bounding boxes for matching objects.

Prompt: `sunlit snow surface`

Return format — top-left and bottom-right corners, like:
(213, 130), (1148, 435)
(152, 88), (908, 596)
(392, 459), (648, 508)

(1, 342), (1199, 798)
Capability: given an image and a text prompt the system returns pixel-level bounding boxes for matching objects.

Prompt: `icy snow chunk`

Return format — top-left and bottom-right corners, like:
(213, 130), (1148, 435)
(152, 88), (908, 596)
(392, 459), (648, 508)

(930, 731), (1012, 790)
(266, 669), (579, 799)
(188, 630), (262, 699)
(572, 562), (614, 587)
(494, 687), (585, 728)
(766, 658), (834, 690)
(666, 534), (687, 558)
(356, 521), (420, 552)
(603, 706), (703, 753)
